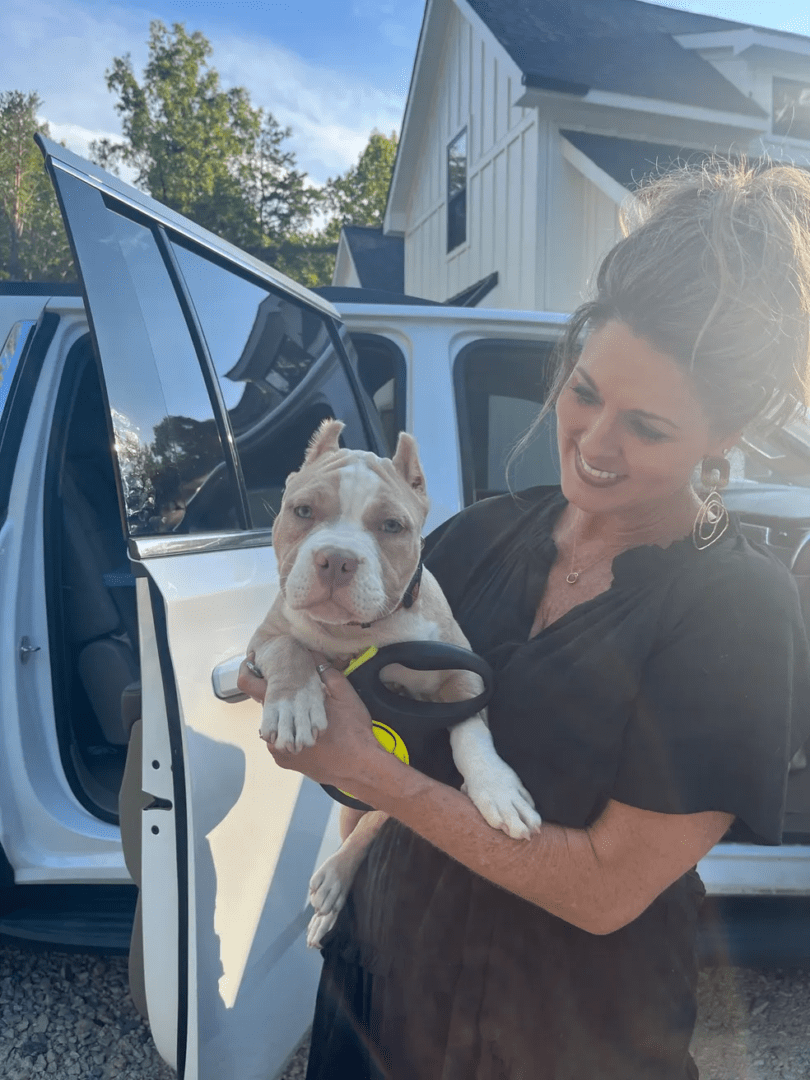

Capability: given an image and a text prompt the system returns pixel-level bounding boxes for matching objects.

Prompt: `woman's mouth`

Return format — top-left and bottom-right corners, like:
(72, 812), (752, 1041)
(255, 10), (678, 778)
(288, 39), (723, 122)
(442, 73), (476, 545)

(574, 448), (623, 487)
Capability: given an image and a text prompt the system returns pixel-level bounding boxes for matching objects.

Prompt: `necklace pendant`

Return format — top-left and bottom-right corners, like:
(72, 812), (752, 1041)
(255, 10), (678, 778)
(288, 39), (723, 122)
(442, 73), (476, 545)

(566, 571), (580, 584)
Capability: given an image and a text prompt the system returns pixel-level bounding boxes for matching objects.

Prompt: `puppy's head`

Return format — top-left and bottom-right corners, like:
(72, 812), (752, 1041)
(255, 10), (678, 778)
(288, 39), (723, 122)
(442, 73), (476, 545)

(273, 420), (429, 627)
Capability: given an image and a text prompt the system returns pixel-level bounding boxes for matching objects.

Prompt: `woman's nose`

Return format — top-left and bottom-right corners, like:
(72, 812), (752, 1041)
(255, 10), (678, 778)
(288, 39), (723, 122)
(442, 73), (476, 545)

(579, 414), (621, 459)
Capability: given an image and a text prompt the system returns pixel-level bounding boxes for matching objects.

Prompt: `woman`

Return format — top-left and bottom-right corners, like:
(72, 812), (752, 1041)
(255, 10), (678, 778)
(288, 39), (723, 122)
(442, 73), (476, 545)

(240, 160), (810, 1079)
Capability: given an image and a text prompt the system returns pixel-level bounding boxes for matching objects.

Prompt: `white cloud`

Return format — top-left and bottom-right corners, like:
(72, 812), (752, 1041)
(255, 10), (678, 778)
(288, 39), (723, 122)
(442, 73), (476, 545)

(2, 0), (407, 183)
(209, 32), (404, 179)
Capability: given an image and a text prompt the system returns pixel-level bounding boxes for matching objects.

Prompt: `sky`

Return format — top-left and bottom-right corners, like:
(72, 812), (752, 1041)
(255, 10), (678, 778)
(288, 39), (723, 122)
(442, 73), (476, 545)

(4, 0), (810, 187)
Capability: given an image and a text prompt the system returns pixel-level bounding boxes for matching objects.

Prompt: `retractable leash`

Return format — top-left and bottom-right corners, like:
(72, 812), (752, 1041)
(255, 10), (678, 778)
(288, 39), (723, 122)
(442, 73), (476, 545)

(321, 640), (495, 812)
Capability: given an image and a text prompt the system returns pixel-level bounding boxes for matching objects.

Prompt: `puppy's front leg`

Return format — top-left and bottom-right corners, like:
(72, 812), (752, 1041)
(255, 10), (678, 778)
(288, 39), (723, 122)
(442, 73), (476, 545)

(450, 716), (542, 839)
(450, 715), (542, 839)
(251, 635), (327, 752)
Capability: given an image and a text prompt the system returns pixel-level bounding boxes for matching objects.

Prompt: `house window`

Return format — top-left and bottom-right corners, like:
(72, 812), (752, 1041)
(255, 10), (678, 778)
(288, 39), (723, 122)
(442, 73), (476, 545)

(447, 128), (468, 252)
(773, 78), (810, 141)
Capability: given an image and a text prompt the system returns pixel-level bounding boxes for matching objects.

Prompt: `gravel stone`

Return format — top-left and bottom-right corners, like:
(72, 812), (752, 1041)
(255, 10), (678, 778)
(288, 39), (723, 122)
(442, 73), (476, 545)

(3, 941), (810, 1077)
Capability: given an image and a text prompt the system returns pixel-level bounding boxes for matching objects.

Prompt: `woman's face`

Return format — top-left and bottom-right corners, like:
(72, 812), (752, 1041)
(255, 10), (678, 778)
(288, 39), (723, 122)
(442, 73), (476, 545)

(555, 320), (727, 520)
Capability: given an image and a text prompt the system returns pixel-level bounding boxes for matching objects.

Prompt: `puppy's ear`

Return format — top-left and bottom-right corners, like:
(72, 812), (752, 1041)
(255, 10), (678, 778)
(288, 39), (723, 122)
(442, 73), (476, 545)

(392, 432), (426, 494)
(303, 419), (345, 464)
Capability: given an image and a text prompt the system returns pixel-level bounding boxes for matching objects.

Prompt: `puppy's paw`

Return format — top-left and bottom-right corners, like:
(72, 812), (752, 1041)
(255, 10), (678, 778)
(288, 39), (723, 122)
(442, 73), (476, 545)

(306, 910), (338, 950)
(261, 674), (327, 752)
(463, 764), (542, 840)
(309, 849), (356, 916)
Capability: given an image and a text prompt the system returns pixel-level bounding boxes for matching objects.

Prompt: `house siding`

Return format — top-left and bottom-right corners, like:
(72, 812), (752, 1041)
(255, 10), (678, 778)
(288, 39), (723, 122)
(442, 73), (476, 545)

(404, 2), (539, 309)
(402, 2), (623, 314)
(543, 127), (622, 312)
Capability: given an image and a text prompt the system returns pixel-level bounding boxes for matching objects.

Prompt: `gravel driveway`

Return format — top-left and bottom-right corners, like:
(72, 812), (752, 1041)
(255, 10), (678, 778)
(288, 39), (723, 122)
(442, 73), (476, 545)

(2, 941), (809, 1078)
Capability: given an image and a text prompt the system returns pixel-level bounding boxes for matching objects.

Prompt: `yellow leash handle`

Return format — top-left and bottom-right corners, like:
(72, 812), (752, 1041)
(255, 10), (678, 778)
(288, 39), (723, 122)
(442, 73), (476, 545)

(342, 646), (379, 678)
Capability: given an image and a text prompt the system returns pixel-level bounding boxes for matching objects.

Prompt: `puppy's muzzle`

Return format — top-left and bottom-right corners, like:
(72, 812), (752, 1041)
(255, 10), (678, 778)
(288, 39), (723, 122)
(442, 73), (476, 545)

(314, 548), (360, 590)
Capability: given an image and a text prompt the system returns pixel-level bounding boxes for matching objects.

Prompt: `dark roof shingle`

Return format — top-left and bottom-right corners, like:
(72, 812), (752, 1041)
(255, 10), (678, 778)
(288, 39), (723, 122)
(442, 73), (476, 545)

(341, 225), (404, 293)
(561, 129), (715, 190)
(465, 0), (768, 117)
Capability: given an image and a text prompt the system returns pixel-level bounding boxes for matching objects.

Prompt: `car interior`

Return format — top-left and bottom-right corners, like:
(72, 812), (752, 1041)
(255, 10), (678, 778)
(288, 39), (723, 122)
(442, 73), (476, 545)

(46, 337), (140, 822)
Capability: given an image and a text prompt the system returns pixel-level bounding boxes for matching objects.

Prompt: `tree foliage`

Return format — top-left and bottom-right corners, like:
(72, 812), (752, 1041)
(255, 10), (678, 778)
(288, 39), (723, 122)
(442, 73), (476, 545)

(0, 91), (74, 281)
(92, 21), (322, 257)
(325, 130), (398, 237)
(0, 25), (399, 289)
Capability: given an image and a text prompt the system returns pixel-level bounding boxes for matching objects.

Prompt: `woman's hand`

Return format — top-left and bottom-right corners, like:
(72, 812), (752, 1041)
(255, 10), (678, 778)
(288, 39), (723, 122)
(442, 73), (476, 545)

(265, 653), (386, 791)
(237, 652), (267, 704)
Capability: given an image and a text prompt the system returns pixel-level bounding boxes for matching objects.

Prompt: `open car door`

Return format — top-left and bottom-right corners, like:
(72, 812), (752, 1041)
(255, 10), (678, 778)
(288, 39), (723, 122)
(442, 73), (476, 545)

(38, 136), (385, 1078)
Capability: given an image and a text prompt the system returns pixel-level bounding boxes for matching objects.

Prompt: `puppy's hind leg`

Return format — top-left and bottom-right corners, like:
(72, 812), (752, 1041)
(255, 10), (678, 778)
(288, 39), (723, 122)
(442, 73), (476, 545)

(307, 809), (388, 949)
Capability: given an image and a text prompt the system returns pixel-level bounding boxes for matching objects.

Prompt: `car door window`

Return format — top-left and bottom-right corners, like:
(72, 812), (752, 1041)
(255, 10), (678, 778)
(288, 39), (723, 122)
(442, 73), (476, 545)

(50, 184), (243, 538)
(0, 319), (37, 424)
(170, 239), (376, 527)
(454, 339), (559, 504)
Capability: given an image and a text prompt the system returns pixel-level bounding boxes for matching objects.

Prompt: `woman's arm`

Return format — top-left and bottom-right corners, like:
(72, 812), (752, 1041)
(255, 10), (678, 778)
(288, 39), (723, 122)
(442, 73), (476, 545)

(263, 661), (732, 936)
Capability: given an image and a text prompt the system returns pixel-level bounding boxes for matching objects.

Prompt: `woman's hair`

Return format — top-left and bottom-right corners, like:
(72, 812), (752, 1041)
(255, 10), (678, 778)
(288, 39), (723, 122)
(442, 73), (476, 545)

(535, 158), (810, 439)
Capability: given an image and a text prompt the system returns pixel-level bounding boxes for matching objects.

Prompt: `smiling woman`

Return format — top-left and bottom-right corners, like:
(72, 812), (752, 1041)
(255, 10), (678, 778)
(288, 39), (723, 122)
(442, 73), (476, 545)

(264, 159), (810, 1080)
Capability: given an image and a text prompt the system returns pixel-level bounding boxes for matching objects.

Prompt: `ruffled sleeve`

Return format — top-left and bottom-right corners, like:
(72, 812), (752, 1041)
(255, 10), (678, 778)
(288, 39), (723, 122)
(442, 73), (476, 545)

(612, 542), (810, 844)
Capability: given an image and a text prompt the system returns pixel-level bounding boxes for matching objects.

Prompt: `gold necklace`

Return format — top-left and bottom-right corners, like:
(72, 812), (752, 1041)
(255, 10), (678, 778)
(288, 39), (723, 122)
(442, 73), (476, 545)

(565, 519), (620, 584)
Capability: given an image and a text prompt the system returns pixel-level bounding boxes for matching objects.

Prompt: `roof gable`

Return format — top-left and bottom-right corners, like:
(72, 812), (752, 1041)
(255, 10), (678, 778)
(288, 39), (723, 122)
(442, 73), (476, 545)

(465, 0), (767, 117)
(341, 226), (404, 293)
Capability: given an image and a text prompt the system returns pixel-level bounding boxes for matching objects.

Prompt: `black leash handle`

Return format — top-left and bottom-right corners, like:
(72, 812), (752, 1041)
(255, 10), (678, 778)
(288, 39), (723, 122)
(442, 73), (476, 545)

(321, 640), (494, 811)
(345, 640), (493, 726)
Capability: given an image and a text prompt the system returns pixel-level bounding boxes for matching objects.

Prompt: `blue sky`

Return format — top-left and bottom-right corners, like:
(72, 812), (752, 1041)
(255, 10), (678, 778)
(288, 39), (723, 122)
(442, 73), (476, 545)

(3, 1), (810, 186)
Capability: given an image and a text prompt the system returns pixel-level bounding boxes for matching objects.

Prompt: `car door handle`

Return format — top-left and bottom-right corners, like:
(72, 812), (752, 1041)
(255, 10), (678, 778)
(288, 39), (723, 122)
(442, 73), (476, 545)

(212, 656), (249, 702)
(19, 637), (41, 664)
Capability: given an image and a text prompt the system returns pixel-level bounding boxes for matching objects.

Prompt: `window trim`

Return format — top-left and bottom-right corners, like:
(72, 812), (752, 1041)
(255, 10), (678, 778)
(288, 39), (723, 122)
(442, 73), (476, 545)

(447, 127), (468, 254)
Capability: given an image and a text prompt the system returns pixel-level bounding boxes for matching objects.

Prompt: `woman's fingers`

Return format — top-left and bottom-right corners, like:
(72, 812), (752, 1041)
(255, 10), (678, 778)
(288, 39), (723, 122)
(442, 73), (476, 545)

(237, 652), (267, 704)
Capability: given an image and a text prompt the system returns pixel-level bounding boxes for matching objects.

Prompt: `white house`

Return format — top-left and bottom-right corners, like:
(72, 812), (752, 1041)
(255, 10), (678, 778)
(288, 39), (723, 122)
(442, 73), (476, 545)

(335, 0), (810, 313)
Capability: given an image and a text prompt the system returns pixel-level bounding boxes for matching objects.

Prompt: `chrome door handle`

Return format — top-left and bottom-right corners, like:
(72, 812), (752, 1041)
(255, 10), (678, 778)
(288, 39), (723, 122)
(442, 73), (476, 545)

(19, 637), (41, 664)
(212, 655), (249, 702)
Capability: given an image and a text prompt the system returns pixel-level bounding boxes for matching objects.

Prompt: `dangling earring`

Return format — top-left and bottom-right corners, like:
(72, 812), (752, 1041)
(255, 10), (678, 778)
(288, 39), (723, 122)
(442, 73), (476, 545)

(693, 455), (730, 551)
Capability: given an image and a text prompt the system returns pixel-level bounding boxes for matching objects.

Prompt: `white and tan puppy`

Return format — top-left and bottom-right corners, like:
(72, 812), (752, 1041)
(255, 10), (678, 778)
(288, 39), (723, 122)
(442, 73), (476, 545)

(248, 419), (540, 946)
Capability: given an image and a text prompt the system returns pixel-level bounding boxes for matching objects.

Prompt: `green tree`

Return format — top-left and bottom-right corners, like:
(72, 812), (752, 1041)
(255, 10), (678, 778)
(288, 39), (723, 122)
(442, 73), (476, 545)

(0, 91), (74, 281)
(292, 130), (398, 287)
(324, 129), (398, 237)
(92, 21), (322, 258)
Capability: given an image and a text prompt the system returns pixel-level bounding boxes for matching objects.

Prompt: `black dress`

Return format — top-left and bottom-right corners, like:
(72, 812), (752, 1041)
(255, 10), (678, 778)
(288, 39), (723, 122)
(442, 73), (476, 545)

(306, 488), (810, 1080)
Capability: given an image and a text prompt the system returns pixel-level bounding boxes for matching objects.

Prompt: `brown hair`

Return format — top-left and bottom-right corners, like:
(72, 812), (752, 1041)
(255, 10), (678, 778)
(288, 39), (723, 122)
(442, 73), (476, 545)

(538, 158), (810, 439)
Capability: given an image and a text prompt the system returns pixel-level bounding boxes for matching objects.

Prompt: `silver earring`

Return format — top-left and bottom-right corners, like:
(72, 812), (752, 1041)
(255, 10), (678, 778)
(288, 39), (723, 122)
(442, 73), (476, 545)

(693, 456), (730, 551)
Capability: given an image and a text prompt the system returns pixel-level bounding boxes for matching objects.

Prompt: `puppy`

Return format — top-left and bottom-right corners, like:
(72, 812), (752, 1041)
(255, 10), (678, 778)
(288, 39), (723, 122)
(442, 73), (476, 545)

(248, 419), (540, 946)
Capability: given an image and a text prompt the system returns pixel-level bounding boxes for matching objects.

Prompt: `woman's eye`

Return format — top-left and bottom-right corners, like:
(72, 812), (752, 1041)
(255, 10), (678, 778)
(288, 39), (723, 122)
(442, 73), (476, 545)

(571, 383), (598, 405)
(293, 505), (313, 519)
(630, 419), (668, 443)
(382, 519), (404, 534)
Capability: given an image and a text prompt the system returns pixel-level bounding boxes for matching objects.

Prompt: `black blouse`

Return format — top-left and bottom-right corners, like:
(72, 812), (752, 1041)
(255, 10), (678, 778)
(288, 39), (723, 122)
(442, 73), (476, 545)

(310, 488), (810, 1080)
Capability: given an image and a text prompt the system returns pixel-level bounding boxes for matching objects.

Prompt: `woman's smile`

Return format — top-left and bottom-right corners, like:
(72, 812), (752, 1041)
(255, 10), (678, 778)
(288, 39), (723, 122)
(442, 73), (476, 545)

(574, 448), (622, 485)
(556, 320), (727, 529)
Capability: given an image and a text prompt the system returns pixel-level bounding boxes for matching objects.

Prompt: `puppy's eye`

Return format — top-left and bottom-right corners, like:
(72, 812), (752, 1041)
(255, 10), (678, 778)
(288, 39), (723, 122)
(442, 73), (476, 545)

(293, 505), (313, 519)
(382, 519), (404, 534)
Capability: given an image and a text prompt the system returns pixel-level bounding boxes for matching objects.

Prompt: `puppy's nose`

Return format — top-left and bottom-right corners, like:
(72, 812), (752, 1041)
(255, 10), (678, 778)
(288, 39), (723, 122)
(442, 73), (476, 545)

(315, 549), (359, 589)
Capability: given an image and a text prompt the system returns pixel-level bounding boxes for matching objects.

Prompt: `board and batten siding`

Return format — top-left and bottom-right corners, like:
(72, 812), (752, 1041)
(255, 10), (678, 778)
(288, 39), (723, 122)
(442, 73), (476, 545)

(402, 1), (624, 315)
(542, 129), (623, 314)
(403, 2), (539, 309)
